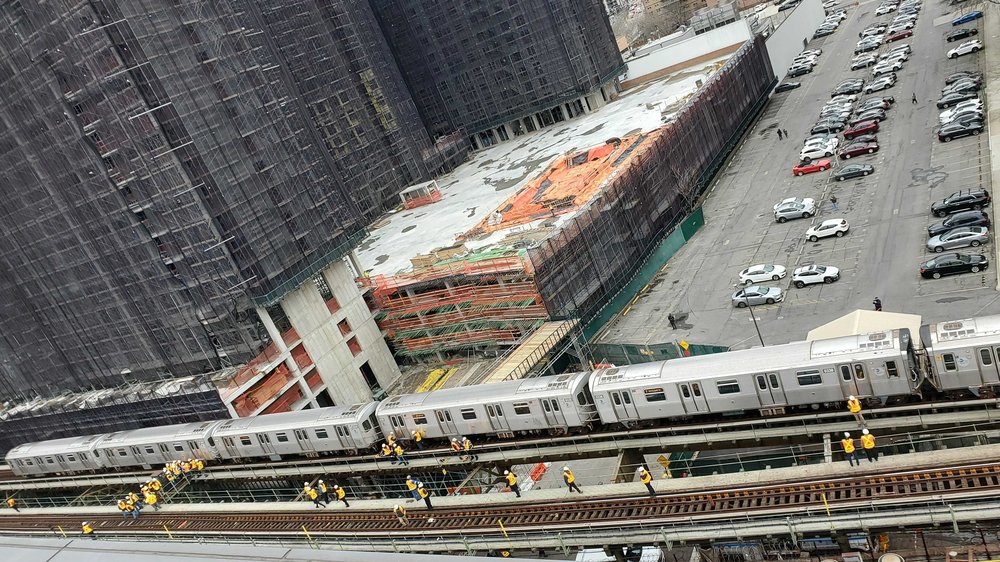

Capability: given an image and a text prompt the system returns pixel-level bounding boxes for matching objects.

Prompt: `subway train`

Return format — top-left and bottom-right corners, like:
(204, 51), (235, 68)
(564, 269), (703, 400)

(7, 314), (1000, 477)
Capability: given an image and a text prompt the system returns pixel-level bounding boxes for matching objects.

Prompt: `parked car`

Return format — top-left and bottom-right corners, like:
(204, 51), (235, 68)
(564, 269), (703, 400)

(919, 253), (988, 278)
(928, 210), (991, 237)
(801, 138), (839, 159)
(926, 226), (989, 252)
(844, 120), (880, 139)
(811, 121), (846, 134)
(887, 29), (913, 42)
(793, 159), (831, 176)
(872, 61), (902, 76)
(739, 264), (788, 284)
(793, 54), (820, 67)
(946, 27), (978, 42)
(788, 63), (813, 77)
(886, 23), (914, 35)
(937, 91), (980, 109)
(863, 95), (894, 106)
(806, 219), (850, 241)
(814, 26), (836, 38)
(833, 79), (865, 96)
(839, 141), (879, 159)
(830, 93), (859, 103)
(792, 265), (841, 287)
(833, 163), (875, 181)
(851, 109), (887, 124)
(848, 133), (878, 144)
(940, 108), (983, 125)
(851, 55), (877, 70)
(948, 39), (983, 59)
(945, 71), (982, 85)
(938, 119), (983, 142)
(855, 41), (880, 54)
(775, 200), (817, 222)
(775, 82), (802, 93)
(939, 100), (983, 122)
(931, 189), (991, 217)
(887, 45), (910, 56)
(857, 99), (890, 111)
(800, 49), (823, 57)
(875, 3), (897, 15)
(943, 80), (982, 96)
(731, 286), (784, 307)
(865, 74), (896, 93)
(952, 10), (983, 26)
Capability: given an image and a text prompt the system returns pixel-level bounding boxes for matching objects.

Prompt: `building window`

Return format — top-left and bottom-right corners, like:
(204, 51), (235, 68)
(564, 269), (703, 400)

(347, 336), (362, 356)
(338, 319), (351, 336)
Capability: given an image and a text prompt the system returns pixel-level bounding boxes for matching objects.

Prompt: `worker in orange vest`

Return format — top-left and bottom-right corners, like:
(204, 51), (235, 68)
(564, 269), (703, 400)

(861, 429), (878, 462)
(847, 395), (864, 425)
(841, 432), (859, 467)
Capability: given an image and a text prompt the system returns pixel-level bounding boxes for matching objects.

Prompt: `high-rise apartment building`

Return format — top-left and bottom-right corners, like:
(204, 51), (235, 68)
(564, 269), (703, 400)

(372, 0), (626, 149)
(0, 0), (434, 402)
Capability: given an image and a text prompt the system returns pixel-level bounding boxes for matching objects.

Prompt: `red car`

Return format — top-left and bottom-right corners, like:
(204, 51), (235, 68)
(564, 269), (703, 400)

(793, 158), (831, 176)
(838, 141), (880, 159)
(887, 29), (913, 42)
(843, 120), (880, 139)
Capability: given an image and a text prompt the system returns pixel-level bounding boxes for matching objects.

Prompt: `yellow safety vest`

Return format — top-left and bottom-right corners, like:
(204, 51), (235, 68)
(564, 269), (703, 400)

(861, 434), (876, 449)
(82, 523), (94, 534)
(463, 439), (473, 451)
(406, 479), (417, 491)
(145, 493), (157, 505)
(319, 483), (328, 493)
(151, 480), (162, 491)
(306, 488), (318, 500)
(563, 470), (575, 484)
(336, 488), (346, 500)
(841, 438), (856, 453)
(394, 445), (404, 456)
(506, 473), (517, 486)
(413, 431), (423, 443)
(848, 399), (861, 413)
(394, 505), (406, 517)
(418, 487), (429, 499)
(640, 470), (652, 484)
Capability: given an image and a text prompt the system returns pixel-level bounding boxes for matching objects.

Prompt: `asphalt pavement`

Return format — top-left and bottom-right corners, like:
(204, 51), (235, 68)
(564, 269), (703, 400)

(598, 0), (1000, 350)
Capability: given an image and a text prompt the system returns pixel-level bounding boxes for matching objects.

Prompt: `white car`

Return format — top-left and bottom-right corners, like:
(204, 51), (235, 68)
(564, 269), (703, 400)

(739, 264), (788, 285)
(800, 49), (823, 57)
(872, 60), (902, 76)
(887, 44), (911, 55)
(792, 265), (841, 287)
(803, 136), (840, 150)
(879, 51), (908, 64)
(851, 55), (877, 70)
(886, 23), (913, 34)
(875, 3), (897, 14)
(800, 143), (836, 161)
(948, 40), (983, 59)
(940, 108), (984, 125)
(793, 54), (820, 66)
(940, 99), (984, 122)
(865, 75), (896, 93)
(806, 218), (850, 241)
(773, 196), (814, 211)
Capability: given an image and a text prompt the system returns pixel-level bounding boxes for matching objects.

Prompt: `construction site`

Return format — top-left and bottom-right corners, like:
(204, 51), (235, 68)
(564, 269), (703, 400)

(356, 36), (775, 389)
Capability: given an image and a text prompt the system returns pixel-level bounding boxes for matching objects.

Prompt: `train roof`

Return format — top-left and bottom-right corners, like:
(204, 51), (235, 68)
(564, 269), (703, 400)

(5, 433), (108, 460)
(212, 402), (379, 436)
(920, 314), (1000, 349)
(377, 372), (591, 414)
(96, 420), (224, 449)
(591, 330), (909, 390)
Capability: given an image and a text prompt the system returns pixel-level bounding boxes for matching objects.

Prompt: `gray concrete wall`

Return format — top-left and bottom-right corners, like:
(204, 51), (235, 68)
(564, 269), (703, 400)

(764, 0), (826, 82)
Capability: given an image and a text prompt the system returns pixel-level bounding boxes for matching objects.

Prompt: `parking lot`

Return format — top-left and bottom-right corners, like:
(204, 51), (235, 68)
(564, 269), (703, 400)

(598, 0), (1000, 350)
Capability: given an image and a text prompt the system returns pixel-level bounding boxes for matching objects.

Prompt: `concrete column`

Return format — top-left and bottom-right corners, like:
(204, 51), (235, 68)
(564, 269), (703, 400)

(557, 104), (569, 122)
(346, 251), (365, 278)
(256, 307), (288, 353)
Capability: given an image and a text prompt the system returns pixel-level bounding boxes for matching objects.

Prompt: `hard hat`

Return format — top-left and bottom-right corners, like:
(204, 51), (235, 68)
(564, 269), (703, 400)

(451, 437), (457, 441)
(844, 432), (851, 438)
(406, 475), (412, 479)
(304, 482), (309, 487)
(394, 504), (400, 509)
(862, 428), (870, 435)
(637, 466), (645, 471)
(333, 484), (339, 489)
(849, 395), (855, 400)
(318, 480), (323, 483)
(563, 466), (570, 471)
(83, 521), (89, 525)
(504, 470), (510, 475)
(418, 483), (424, 488)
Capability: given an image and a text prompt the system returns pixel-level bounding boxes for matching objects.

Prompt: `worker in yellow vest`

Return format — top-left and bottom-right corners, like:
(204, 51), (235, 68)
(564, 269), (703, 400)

(317, 480), (330, 503)
(562, 466), (583, 494)
(393, 443), (409, 466)
(449, 438), (462, 458)
(195, 458), (205, 471)
(333, 485), (349, 507)
(503, 470), (521, 497)
(149, 479), (163, 500)
(847, 395), (864, 425)
(387, 433), (397, 447)
(638, 466), (656, 497)
(6, 497), (18, 512)
(462, 436), (478, 461)
(394, 503), (408, 525)
(411, 429), (424, 450)
(123, 497), (139, 519)
(304, 485), (327, 508)
(861, 429), (878, 463)
(417, 483), (433, 510)
(164, 469), (176, 489)
(117, 498), (129, 519)
(841, 432), (859, 466)
(380, 442), (394, 463)
(128, 491), (142, 511)
(405, 475), (420, 501)
(82, 521), (95, 538)
(144, 490), (161, 511)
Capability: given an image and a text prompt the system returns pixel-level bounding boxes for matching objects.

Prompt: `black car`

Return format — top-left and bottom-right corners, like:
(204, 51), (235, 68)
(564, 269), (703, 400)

(937, 91), (979, 108)
(857, 99), (890, 111)
(939, 119), (983, 142)
(920, 253), (988, 279)
(811, 121), (846, 134)
(931, 189), (991, 217)
(775, 81), (801, 93)
(928, 210), (991, 236)
(833, 163), (874, 181)
(854, 42), (880, 54)
(947, 27), (979, 41)
(945, 71), (982, 85)
(849, 133), (878, 144)
(851, 109), (886, 124)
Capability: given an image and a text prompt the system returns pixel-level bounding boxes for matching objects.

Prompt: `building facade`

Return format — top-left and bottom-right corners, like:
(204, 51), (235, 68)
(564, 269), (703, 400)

(372, 0), (626, 149)
(0, 0), (416, 402)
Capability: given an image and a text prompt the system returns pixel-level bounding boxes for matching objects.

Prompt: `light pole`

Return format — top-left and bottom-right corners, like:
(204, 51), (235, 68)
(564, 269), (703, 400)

(734, 284), (766, 347)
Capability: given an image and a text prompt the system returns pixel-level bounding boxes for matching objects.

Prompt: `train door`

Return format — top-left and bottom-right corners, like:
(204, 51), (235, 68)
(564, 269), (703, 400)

(221, 437), (240, 458)
(540, 398), (568, 427)
(677, 382), (709, 413)
(839, 363), (873, 396)
(294, 429), (315, 453)
(837, 364), (860, 396)
(130, 446), (145, 467)
(486, 404), (511, 432)
(435, 410), (458, 434)
(256, 433), (276, 456)
(609, 390), (639, 420)
(754, 373), (787, 406)
(975, 347), (1000, 385)
(333, 425), (351, 449)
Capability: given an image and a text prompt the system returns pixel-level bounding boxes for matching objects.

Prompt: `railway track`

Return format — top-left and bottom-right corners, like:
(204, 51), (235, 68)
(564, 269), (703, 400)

(4, 462), (1000, 538)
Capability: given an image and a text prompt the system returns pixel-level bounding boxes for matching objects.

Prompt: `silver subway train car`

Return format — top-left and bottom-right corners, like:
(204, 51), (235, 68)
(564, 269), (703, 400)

(922, 314), (1000, 392)
(94, 421), (223, 470)
(7, 434), (108, 477)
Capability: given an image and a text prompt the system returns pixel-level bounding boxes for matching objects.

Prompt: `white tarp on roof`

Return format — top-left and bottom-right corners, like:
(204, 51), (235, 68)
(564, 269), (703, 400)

(806, 310), (924, 349)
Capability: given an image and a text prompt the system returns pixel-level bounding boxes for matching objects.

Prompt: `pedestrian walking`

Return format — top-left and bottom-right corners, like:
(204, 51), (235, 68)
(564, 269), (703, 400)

(847, 395), (865, 425)
(562, 466), (583, 494)
(411, 429), (424, 450)
(333, 485), (349, 508)
(912, 92), (918, 104)
(405, 475), (421, 501)
(450, 437), (463, 459)
(394, 443), (409, 466)
(638, 466), (656, 497)
(830, 194), (838, 210)
(668, 313), (677, 329)
(6, 497), (18, 512)
(305, 485), (327, 508)
(318, 480), (330, 503)
(462, 436), (478, 461)
(841, 432), (859, 466)
(418, 483), (433, 510)
(82, 521), (95, 539)
(394, 504), (409, 525)
(777, 128), (784, 140)
(503, 470), (521, 497)
(861, 428), (878, 462)
(873, 297), (882, 311)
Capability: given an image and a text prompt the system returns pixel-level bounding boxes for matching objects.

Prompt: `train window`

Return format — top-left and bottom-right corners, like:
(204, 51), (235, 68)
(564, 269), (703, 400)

(486, 405), (495, 417)
(716, 380), (740, 395)
(611, 393), (622, 406)
(118, 449), (127, 457)
(692, 383), (702, 397)
(412, 414), (428, 425)
(552, 400), (561, 411)
(239, 436), (252, 446)
(444, 411), (452, 422)
(496, 405), (504, 416)
(980, 349), (993, 366)
(681, 385), (691, 398)
(885, 361), (899, 378)
(769, 374), (779, 388)
(840, 366), (851, 381)
(276, 433), (289, 443)
(362, 420), (373, 431)
(67, 455), (76, 462)
(513, 402), (530, 415)
(577, 392), (588, 406)
(796, 371), (822, 386)
(543, 400), (552, 412)
(24, 459), (33, 466)
(144, 446), (155, 454)
(46, 457), (54, 464)
(620, 393), (630, 405)
(174, 444), (184, 452)
(644, 388), (666, 402)
(853, 364), (866, 380)
(942, 353), (957, 371)
(460, 408), (477, 420)
(755, 375), (767, 391)
(315, 429), (329, 439)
